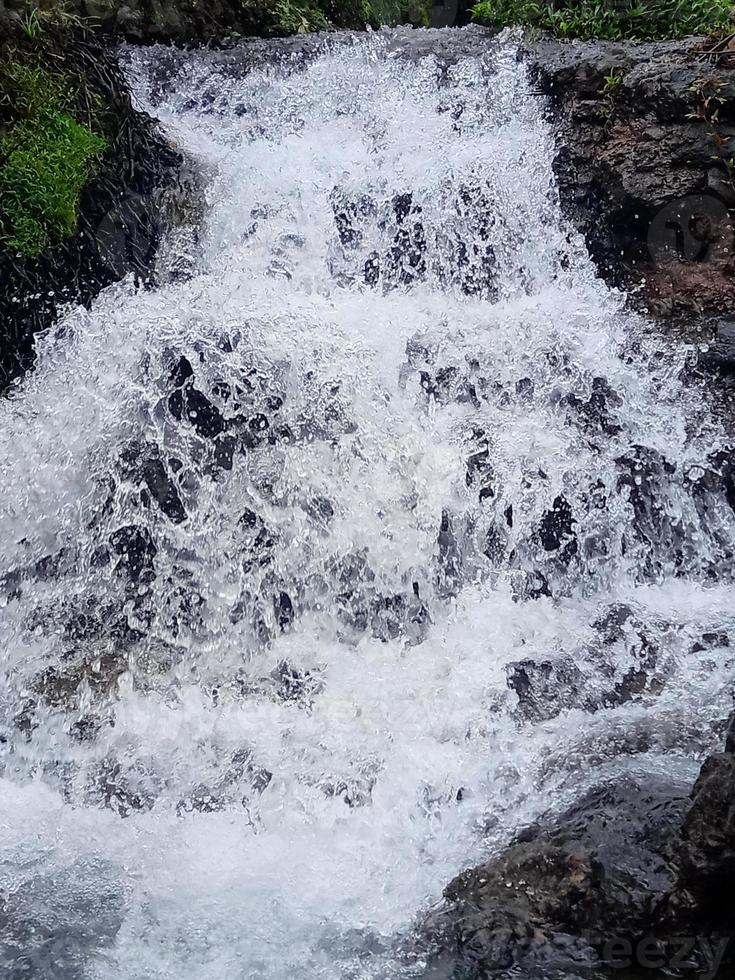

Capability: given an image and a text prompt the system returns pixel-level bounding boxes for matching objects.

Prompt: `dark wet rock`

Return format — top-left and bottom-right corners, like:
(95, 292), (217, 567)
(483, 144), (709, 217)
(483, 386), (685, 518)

(436, 509), (462, 597)
(429, 715), (735, 979)
(562, 376), (622, 436)
(161, 574), (206, 637)
(505, 614), (663, 723)
(387, 191), (427, 286)
(305, 494), (335, 525)
(526, 37), (735, 319)
(506, 657), (585, 723)
(176, 783), (227, 815)
(211, 432), (238, 472)
(426, 775), (691, 978)
(483, 521), (507, 564)
(168, 368), (227, 439)
(330, 188), (427, 290)
(317, 769), (377, 808)
(520, 568), (552, 601)
(271, 660), (324, 708)
(537, 495), (577, 556)
(616, 445), (680, 557)
(699, 320), (735, 375)
(418, 364), (479, 407)
(291, 374), (356, 442)
(675, 712), (735, 930)
(239, 510), (275, 572)
(33, 650), (126, 712)
(330, 550), (429, 644)
(227, 747), (273, 797)
(120, 441), (187, 524)
(0, 548), (71, 603)
(273, 590), (295, 631)
(590, 603), (664, 708)
(515, 377), (534, 402)
(369, 590), (429, 644)
(466, 431), (495, 501)
(688, 449), (735, 514)
(691, 630), (731, 653)
(87, 756), (157, 817)
(447, 181), (499, 299)
(330, 178), (506, 298)
(110, 525), (157, 582)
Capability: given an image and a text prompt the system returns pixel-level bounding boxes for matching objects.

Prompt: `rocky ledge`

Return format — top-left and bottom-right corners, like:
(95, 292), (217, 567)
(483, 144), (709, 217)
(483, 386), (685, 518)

(424, 716), (735, 979)
(527, 36), (735, 327)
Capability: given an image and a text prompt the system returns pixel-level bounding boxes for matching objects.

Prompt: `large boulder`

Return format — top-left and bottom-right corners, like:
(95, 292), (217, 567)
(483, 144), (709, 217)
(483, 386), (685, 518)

(674, 712), (735, 930)
(426, 715), (735, 978)
(426, 776), (691, 977)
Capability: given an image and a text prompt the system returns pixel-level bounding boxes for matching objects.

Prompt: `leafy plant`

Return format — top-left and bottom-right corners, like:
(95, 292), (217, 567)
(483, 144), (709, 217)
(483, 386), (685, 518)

(272, 0), (329, 33)
(471, 0), (735, 41)
(687, 76), (727, 123)
(600, 68), (624, 97)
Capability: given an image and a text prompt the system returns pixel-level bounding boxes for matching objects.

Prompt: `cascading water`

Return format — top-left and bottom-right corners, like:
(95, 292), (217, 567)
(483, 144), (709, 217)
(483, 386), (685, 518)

(1, 26), (734, 980)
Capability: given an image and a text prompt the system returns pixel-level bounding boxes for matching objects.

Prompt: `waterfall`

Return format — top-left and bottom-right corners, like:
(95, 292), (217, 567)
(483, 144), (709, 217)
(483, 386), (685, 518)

(1, 27), (733, 980)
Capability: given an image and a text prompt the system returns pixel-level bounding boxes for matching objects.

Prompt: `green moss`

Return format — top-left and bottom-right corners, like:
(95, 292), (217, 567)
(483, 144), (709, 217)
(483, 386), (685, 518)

(471, 0), (734, 40)
(0, 59), (107, 257)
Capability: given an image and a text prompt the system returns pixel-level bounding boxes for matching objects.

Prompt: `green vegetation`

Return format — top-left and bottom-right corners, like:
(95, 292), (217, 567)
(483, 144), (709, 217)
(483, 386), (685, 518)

(471, 0), (734, 40)
(600, 68), (624, 98)
(270, 0), (329, 33)
(264, 0), (431, 32)
(0, 60), (106, 257)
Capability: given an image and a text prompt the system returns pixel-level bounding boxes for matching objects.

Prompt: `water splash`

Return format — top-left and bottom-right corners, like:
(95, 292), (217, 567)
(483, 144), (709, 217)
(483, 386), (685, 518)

(1, 27), (734, 980)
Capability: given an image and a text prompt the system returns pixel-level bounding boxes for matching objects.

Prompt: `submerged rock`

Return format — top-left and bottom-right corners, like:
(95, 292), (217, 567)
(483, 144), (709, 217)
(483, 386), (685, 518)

(506, 656), (585, 722)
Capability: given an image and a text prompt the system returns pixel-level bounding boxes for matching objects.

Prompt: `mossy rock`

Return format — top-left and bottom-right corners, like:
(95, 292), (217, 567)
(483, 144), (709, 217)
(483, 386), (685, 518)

(0, 23), (185, 391)
(0, 59), (107, 256)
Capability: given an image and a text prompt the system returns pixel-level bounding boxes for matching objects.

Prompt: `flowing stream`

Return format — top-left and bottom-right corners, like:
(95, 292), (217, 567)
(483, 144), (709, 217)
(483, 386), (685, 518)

(1, 26), (735, 980)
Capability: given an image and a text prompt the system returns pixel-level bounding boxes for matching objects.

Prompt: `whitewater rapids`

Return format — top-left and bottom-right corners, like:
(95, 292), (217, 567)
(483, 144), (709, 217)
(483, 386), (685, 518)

(0, 26), (733, 980)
